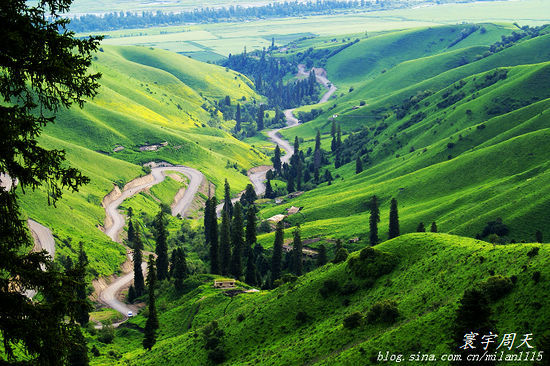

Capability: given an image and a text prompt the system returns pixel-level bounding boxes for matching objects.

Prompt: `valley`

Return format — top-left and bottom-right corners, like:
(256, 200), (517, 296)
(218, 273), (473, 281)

(2, 0), (550, 364)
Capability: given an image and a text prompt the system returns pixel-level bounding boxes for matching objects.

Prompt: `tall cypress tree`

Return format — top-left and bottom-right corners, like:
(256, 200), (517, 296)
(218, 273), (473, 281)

(271, 221), (284, 283)
(292, 225), (303, 276)
(315, 130), (321, 152)
(355, 156), (363, 174)
(336, 124), (342, 148)
(204, 198), (211, 244)
(417, 222), (426, 232)
(209, 197), (220, 274)
(220, 210), (231, 275)
(287, 174), (295, 193)
(317, 244), (327, 267)
(265, 178), (275, 199)
(257, 104), (265, 130)
(133, 224), (145, 297)
(430, 221), (438, 233)
(223, 179), (233, 218)
(230, 203), (245, 278)
(246, 204), (257, 248)
(369, 195), (380, 246)
(154, 210), (169, 281)
(388, 198), (400, 239)
(172, 248), (188, 293)
(273, 145), (282, 174)
(127, 218), (136, 246)
(143, 255), (158, 350)
(76, 242), (91, 326)
(235, 103), (241, 132)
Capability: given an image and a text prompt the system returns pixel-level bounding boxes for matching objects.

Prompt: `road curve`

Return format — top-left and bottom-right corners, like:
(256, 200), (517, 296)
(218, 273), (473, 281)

(25, 219), (56, 298)
(104, 164), (204, 243)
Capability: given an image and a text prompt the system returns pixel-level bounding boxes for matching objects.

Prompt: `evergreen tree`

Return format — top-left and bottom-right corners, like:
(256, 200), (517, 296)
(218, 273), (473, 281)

(369, 195), (380, 246)
(293, 136), (300, 154)
(133, 225), (145, 297)
(355, 156), (363, 174)
(230, 203), (245, 278)
(335, 238), (343, 252)
(430, 221), (438, 233)
(336, 124), (342, 149)
(324, 169), (333, 185)
(154, 210), (169, 281)
(240, 184), (257, 206)
(209, 197), (220, 274)
(315, 130), (321, 152)
(246, 204), (257, 248)
(76, 242), (91, 326)
(271, 221), (284, 283)
(388, 198), (400, 239)
(292, 225), (303, 276)
(257, 104), (265, 130)
(245, 248), (257, 286)
(536, 230), (543, 243)
(172, 248), (188, 293)
(67, 327), (89, 366)
(143, 255), (159, 350)
(317, 244), (327, 266)
(223, 178), (233, 218)
(265, 178), (275, 199)
(235, 103), (241, 132)
(331, 120), (336, 138)
(273, 145), (282, 174)
(417, 222), (426, 232)
(219, 210), (231, 275)
(0, 0), (101, 361)
(127, 218), (136, 246)
(128, 285), (136, 303)
(204, 197), (212, 244)
(287, 174), (295, 193)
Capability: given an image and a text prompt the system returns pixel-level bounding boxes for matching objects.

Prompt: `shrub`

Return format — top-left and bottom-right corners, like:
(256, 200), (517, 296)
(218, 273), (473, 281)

(237, 314), (245, 322)
(282, 274), (298, 283)
(348, 247), (397, 279)
(319, 279), (340, 298)
(527, 247), (539, 258)
(97, 322), (115, 344)
(295, 311), (309, 324)
(208, 347), (226, 364)
(479, 276), (513, 301)
(341, 282), (359, 295)
(91, 345), (100, 357)
(366, 300), (399, 324)
(333, 248), (349, 264)
(533, 271), (541, 283)
(343, 312), (363, 329)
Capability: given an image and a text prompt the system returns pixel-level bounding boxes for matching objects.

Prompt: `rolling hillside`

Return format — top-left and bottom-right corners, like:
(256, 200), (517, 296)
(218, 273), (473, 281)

(267, 25), (550, 249)
(87, 234), (550, 364)
(19, 45), (269, 276)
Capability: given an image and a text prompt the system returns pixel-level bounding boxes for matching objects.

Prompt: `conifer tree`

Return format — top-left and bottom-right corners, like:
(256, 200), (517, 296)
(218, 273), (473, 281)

(336, 124), (342, 149)
(315, 130), (321, 152)
(133, 224), (145, 297)
(265, 178), (275, 199)
(230, 203), (245, 278)
(430, 221), (438, 233)
(317, 244), (327, 266)
(257, 104), (265, 130)
(223, 178), (233, 218)
(271, 221), (284, 283)
(127, 218), (136, 246)
(331, 120), (336, 138)
(417, 222), (426, 232)
(76, 242), (91, 326)
(235, 103), (241, 132)
(246, 204), (257, 248)
(292, 225), (303, 276)
(172, 248), (188, 293)
(128, 285), (136, 303)
(388, 198), (400, 239)
(220, 210), (231, 275)
(154, 210), (169, 281)
(240, 183), (257, 207)
(273, 145), (282, 174)
(209, 197), (220, 274)
(369, 195), (380, 246)
(245, 249), (257, 286)
(536, 230), (543, 243)
(143, 255), (158, 350)
(324, 169), (333, 184)
(204, 197), (212, 244)
(287, 174), (295, 193)
(355, 156), (363, 174)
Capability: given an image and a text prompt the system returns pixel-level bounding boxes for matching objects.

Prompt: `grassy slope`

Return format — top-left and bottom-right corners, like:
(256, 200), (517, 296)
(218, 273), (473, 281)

(19, 45), (268, 276)
(90, 234), (550, 365)
(269, 29), (550, 248)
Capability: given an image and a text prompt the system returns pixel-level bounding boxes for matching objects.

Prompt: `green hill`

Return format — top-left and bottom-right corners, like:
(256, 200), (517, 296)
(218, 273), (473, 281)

(88, 234), (550, 365)
(19, 45), (268, 276)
